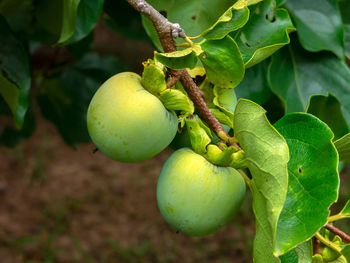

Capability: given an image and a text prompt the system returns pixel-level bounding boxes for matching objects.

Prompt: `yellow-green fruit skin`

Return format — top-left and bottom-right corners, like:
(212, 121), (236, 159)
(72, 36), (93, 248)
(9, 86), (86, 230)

(87, 72), (178, 162)
(157, 148), (246, 236)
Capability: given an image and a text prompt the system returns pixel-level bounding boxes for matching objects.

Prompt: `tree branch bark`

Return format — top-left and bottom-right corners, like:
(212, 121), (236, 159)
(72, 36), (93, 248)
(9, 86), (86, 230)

(325, 223), (350, 243)
(126, 0), (233, 143)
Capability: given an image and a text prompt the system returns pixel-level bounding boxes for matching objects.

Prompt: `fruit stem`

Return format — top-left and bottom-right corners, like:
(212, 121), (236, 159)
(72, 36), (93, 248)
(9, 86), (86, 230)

(126, 0), (235, 144)
(325, 223), (350, 243)
(315, 232), (342, 254)
(238, 170), (251, 191)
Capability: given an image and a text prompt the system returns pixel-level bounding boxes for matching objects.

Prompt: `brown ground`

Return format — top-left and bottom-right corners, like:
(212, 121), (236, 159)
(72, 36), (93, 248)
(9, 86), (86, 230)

(0, 115), (255, 263)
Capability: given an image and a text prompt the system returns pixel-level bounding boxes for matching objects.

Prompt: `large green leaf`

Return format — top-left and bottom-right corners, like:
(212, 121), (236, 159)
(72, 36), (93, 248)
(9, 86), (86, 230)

(234, 99), (289, 263)
(0, 15), (31, 128)
(57, 0), (81, 44)
(37, 53), (127, 146)
(235, 60), (273, 105)
(345, 25), (350, 58)
(274, 113), (339, 256)
(334, 133), (350, 163)
(145, 0), (238, 38)
(342, 244), (350, 262)
(307, 94), (349, 140)
(268, 43), (350, 128)
(62, 0), (105, 44)
(285, 0), (345, 58)
(233, 0), (295, 68)
(199, 35), (245, 88)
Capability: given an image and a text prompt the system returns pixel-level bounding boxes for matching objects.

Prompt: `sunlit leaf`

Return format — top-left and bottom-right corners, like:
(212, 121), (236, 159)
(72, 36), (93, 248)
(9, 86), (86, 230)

(274, 113), (339, 256)
(199, 36), (244, 88)
(234, 99), (289, 263)
(233, 0), (295, 68)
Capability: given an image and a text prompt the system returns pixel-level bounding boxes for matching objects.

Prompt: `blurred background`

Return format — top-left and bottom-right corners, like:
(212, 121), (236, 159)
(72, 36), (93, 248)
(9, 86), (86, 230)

(0, 0), (350, 262)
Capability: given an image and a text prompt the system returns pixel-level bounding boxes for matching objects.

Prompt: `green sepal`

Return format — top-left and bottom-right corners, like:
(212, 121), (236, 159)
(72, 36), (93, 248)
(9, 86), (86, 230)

(210, 108), (234, 128)
(312, 254), (324, 263)
(213, 85), (237, 121)
(231, 150), (248, 169)
(334, 133), (350, 163)
(184, 115), (211, 155)
(141, 59), (167, 95)
(155, 45), (202, 70)
(199, 0), (250, 40)
(205, 144), (237, 167)
(159, 89), (194, 114)
(199, 35), (245, 89)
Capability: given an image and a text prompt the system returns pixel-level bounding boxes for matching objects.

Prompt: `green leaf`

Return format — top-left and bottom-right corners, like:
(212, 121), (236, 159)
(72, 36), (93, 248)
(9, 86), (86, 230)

(274, 113), (339, 256)
(269, 43), (350, 128)
(141, 59), (166, 95)
(342, 244), (350, 262)
(339, 200), (350, 217)
(0, 15), (31, 128)
(104, 0), (149, 41)
(199, 35), (245, 88)
(141, 15), (163, 51)
(0, 99), (35, 147)
(184, 116), (211, 155)
(210, 108), (234, 128)
(294, 240), (313, 263)
(213, 86), (237, 115)
(234, 99), (289, 263)
(285, 0), (345, 58)
(62, 0), (105, 44)
(146, 0), (240, 38)
(233, 0), (295, 68)
(235, 60), (273, 105)
(200, 1), (250, 40)
(155, 46), (201, 70)
(307, 94), (349, 140)
(345, 25), (350, 58)
(57, 0), (81, 44)
(280, 240), (313, 263)
(37, 53), (127, 146)
(159, 89), (194, 114)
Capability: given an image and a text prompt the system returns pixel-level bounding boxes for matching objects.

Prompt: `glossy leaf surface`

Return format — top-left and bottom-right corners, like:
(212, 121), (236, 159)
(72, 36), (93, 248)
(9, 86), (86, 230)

(269, 44), (350, 127)
(307, 94), (349, 140)
(0, 15), (31, 128)
(199, 36), (244, 88)
(334, 134), (350, 163)
(285, 0), (345, 58)
(233, 0), (295, 68)
(234, 99), (289, 263)
(274, 113), (339, 255)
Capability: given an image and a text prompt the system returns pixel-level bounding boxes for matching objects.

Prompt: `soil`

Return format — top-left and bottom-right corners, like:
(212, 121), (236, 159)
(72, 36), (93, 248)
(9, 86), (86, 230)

(0, 116), (255, 263)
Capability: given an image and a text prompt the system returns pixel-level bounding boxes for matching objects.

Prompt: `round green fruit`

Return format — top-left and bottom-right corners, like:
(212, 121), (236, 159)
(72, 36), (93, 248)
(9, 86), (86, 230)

(87, 72), (178, 162)
(157, 148), (246, 236)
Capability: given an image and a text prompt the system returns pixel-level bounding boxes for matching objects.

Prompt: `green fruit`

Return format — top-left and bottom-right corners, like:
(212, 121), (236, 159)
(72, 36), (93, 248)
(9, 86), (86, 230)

(157, 148), (246, 236)
(87, 72), (178, 162)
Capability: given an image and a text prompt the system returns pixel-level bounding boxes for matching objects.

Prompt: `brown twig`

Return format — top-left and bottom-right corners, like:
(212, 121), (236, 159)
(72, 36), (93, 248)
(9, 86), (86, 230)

(166, 71), (181, 88)
(126, 0), (233, 143)
(325, 223), (350, 243)
(313, 236), (321, 255)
